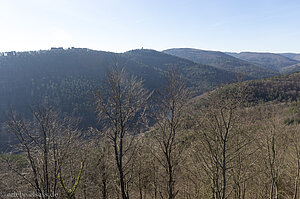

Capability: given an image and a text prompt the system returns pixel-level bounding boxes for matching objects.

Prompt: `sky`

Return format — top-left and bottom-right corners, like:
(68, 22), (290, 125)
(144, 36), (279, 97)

(0, 0), (300, 53)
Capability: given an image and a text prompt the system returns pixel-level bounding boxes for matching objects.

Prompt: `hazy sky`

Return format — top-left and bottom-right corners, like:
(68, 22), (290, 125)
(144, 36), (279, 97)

(1, 0), (300, 53)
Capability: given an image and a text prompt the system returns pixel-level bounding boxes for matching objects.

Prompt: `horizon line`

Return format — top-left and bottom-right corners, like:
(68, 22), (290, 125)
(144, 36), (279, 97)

(0, 46), (299, 54)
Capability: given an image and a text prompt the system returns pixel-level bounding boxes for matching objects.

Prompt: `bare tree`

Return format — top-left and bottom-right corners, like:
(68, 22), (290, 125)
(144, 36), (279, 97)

(150, 68), (190, 199)
(95, 65), (151, 199)
(5, 105), (84, 199)
(260, 112), (288, 199)
(288, 124), (300, 199)
(83, 127), (116, 199)
(192, 85), (254, 199)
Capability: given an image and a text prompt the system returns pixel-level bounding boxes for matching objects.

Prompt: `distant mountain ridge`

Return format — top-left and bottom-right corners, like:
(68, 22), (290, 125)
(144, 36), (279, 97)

(0, 47), (247, 151)
(163, 48), (279, 78)
(0, 48), (241, 124)
(1, 47), (300, 152)
(228, 52), (300, 72)
(280, 53), (300, 61)
(123, 49), (243, 90)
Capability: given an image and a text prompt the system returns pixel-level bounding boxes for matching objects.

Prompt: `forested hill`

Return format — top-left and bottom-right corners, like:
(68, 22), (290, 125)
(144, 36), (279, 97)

(230, 52), (299, 72)
(163, 48), (278, 78)
(207, 71), (300, 104)
(280, 53), (300, 61)
(0, 48), (241, 114)
(123, 49), (242, 90)
(0, 48), (243, 151)
(0, 48), (161, 123)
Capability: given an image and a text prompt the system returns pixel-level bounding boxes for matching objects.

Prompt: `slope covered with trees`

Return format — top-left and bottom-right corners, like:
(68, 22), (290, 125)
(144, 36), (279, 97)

(124, 49), (242, 92)
(280, 53), (300, 61)
(231, 52), (300, 72)
(1, 68), (300, 199)
(0, 48), (243, 151)
(281, 63), (300, 74)
(205, 72), (300, 104)
(163, 48), (278, 78)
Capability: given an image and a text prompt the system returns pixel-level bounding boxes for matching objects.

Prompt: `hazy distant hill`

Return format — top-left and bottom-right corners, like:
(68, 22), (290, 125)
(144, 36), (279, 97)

(281, 63), (300, 74)
(225, 52), (238, 57)
(163, 48), (278, 78)
(1, 47), (299, 154)
(0, 48), (163, 140)
(230, 52), (299, 72)
(124, 49), (241, 91)
(280, 53), (300, 61)
(0, 47), (246, 151)
(0, 48), (241, 130)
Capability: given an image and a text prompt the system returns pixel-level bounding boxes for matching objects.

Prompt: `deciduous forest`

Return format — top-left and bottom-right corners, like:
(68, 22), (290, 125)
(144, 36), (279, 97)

(1, 62), (299, 198)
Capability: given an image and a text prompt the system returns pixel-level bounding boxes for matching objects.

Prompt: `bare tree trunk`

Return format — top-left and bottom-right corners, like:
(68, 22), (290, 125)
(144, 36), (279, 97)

(150, 68), (189, 199)
(101, 166), (108, 199)
(6, 105), (83, 199)
(95, 65), (150, 199)
(221, 130), (228, 199)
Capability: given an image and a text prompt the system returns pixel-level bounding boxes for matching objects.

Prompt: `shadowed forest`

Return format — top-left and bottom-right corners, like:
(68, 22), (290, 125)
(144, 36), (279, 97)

(1, 61), (300, 198)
